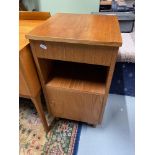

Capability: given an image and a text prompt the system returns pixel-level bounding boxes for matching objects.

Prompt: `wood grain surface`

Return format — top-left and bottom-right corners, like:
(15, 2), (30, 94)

(19, 11), (51, 132)
(28, 13), (122, 125)
(45, 61), (107, 95)
(19, 66), (30, 96)
(19, 20), (45, 51)
(47, 87), (104, 125)
(19, 11), (51, 20)
(26, 13), (122, 47)
(45, 61), (106, 124)
(19, 45), (41, 98)
(32, 40), (116, 66)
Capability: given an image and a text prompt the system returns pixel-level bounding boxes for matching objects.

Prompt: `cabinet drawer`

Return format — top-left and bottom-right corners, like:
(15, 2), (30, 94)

(46, 87), (104, 125)
(32, 41), (116, 66)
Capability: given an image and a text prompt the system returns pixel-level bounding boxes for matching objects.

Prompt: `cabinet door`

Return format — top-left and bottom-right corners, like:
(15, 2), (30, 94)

(46, 87), (104, 125)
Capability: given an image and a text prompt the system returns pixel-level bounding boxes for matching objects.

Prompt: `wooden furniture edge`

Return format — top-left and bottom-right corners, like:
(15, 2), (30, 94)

(26, 36), (122, 47)
(25, 13), (122, 47)
(19, 45), (41, 97)
(19, 12), (52, 132)
(29, 41), (53, 116)
(19, 11), (51, 20)
(98, 48), (119, 123)
(31, 91), (49, 132)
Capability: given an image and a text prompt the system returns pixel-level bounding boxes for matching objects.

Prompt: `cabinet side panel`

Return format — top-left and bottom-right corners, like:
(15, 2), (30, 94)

(20, 45), (41, 97)
(99, 48), (119, 123)
(19, 66), (30, 96)
(29, 41), (52, 114)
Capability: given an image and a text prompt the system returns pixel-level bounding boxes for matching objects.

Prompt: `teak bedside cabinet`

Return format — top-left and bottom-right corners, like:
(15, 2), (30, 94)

(19, 11), (51, 132)
(26, 13), (122, 126)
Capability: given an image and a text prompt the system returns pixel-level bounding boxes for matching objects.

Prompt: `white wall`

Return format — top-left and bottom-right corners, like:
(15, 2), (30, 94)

(22, 0), (100, 14)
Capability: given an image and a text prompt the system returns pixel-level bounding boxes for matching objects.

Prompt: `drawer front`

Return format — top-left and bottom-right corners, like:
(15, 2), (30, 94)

(33, 41), (116, 66)
(46, 87), (104, 125)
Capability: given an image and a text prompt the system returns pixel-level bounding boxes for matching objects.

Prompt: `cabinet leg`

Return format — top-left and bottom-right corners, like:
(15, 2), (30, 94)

(55, 117), (60, 121)
(31, 93), (49, 133)
(92, 124), (97, 128)
(87, 123), (97, 128)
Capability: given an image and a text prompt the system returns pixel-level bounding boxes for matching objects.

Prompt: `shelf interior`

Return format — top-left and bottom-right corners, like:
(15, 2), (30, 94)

(44, 60), (108, 95)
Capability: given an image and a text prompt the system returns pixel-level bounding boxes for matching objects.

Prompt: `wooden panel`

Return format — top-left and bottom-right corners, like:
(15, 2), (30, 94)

(30, 43), (52, 114)
(26, 13), (122, 47)
(19, 20), (46, 51)
(19, 12), (51, 132)
(19, 11), (51, 20)
(31, 93), (49, 132)
(19, 67), (30, 96)
(19, 45), (41, 97)
(46, 87), (104, 125)
(99, 48), (119, 123)
(38, 58), (53, 83)
(19, 11), (51, 51)
(47, 75), (105, 95)
(32, 41), (115, 66)
(19, 12), (51, 95)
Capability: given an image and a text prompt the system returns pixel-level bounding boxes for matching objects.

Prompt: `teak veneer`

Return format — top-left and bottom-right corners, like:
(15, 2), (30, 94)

(26, 13), (122, 126)
(19, 11), (51, 132)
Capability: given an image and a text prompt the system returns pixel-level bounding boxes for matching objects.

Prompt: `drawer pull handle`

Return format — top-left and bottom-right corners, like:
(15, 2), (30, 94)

(40, 44), (47, 50)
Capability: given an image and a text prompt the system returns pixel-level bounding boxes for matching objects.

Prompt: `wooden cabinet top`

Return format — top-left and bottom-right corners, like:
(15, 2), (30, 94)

(26, 13), (122, 47)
